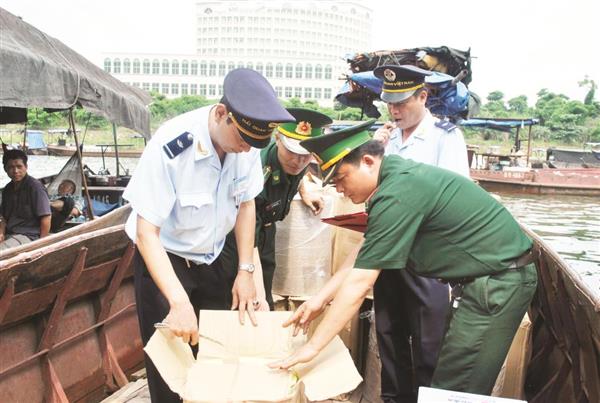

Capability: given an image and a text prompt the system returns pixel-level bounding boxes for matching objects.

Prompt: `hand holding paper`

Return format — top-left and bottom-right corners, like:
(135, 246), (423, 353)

(321, 211), (368, 233)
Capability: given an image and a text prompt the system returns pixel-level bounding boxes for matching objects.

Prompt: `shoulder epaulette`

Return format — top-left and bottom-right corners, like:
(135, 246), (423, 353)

(435, 120), (457, 132)
(163, 131), (193, 159)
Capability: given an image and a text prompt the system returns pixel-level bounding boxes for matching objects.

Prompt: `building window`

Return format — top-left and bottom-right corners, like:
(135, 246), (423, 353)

(200, 84), (207, 96)
(228, 61), (235, 72)
(247, 62), (253, 71)
(162, 59), (169, 75)
(314, 88), (322, 99)
(133, 59), (140, 74)
(182, 60), (189, 75)
(161, 83), (169, 94)
(209, 61), (216, 76)
(294, 87), (302, 98)
(219, 61), (226, 76)
(265, 63), (273, 78)
(113, 58), (121, 74)
(200, 61), (207, 76)
(324, 65), (332, 80)
(132, 82), (140, 88)
(152, 83), (159, 92)
(275, 86), (283, 97)
(209, 84), (216, 96)
(123, 59), (131, 74)
(191, 60), (198, 75)
(285, 63), (293, 79)
(324, 88), (332, 99)
(285, 87), (292, 98)
(305, 64), (312, 79)
(103, 58), (112, 72)
(218, 84), (223, 96)
(255, 62), (264, 75)
(295, 63), (303, 79)
(142, 82), (150, 91)
(152, 59), (160, 74)
(190, 84), (198, 95)
(275, 63), (283, 78)
(315, 64), (322, 79)
(171, 60), (179, 75)
(237, 61), (244, 69)
(304, 87), (312, 98)
(171, 83), (179, 95)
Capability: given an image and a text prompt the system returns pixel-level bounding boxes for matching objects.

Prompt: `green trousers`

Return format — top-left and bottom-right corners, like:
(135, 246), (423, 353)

(431, 263), (537, 394)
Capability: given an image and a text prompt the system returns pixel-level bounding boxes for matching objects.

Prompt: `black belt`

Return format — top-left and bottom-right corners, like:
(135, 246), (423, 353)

(441, 249), (536, 287)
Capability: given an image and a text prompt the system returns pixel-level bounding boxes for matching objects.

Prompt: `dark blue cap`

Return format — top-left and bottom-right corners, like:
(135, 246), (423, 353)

(222, 68), (295, 148)
(373, 65), (432, 103)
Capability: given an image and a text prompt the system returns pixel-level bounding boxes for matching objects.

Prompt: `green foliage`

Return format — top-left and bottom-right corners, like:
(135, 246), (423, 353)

(150, 93), (214, 127)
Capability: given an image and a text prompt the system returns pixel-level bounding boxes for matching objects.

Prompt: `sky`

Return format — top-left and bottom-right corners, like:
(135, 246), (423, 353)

(1, 0), (598, 105)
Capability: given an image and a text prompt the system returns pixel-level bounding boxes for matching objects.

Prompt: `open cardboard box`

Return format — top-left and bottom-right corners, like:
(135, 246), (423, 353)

(145, 310), (362, 402)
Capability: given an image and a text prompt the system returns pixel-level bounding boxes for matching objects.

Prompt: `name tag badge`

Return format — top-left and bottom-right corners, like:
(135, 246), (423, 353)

(231, 176), (249, 206)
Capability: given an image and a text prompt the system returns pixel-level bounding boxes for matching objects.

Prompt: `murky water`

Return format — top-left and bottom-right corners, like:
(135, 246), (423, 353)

(2, 156), (599, 297)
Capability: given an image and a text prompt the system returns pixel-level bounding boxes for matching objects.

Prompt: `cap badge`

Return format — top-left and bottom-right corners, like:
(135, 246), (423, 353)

(384, 68), (396, 82)
(268, 122), (279, 128)
(295, 121), (312, 136)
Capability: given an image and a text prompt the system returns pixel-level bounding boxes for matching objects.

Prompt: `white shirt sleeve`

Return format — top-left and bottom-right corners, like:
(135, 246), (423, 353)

(437, 127), (471, 178)
(122, 138), (176, 227)
(241, 150), (264, 202)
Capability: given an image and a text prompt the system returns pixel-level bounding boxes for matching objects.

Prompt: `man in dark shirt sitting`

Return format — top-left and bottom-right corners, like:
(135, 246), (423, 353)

(0, 149), (51, 250)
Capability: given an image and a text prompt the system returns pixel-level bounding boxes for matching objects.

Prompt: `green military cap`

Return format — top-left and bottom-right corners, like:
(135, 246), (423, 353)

(299, 119), (377, 185)
(277, 108), (333, 155)
(373, 64), (432, 103)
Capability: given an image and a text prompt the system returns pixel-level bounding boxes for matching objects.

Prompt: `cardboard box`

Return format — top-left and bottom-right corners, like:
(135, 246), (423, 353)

(492, 314), (532, 399)
(145, 311), (362, 402)
(418, 387), (526, 402)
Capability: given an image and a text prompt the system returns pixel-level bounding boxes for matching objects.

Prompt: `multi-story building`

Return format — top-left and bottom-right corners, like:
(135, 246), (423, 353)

(102, 1), (372, 106)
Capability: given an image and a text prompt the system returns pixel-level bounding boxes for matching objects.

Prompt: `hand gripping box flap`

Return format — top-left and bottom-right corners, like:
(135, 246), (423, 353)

(145, 310), (362, 402)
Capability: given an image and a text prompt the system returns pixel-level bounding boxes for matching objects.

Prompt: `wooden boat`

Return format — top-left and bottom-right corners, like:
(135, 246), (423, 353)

(547, 146), (600, 168)
(0, 225), (142, 403)
(47, 145), (143, 158)
(524, 226), (600, 403)
(470, 167), (600, 196)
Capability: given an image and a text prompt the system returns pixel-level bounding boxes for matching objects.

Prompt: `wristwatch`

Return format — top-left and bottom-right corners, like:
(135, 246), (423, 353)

(238, 263), (255, 273)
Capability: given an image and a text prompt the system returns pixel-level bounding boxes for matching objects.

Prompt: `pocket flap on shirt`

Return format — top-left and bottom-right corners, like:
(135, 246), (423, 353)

(178, 193), (213, 207)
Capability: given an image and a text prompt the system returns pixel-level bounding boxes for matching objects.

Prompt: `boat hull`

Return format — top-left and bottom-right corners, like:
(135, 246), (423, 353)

(471, 168), (600, 196)
(0, 225), (143, 403)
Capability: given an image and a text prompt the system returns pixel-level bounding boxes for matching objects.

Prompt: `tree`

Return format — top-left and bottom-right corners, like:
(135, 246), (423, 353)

(507, 95), (529, 115)
(578, 76), (597, 105)
(487, 91), (504, 102)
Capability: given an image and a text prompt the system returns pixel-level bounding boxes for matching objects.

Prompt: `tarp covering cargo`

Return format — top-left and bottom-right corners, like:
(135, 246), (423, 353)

(0, 7), (152, 137)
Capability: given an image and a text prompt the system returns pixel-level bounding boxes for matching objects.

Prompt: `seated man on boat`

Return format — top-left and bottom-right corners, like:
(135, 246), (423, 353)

(219, 108), (332, 310)
(49, 179), (84, 232)
(0, 149), (51, 250)
(270, 121), (538, 398)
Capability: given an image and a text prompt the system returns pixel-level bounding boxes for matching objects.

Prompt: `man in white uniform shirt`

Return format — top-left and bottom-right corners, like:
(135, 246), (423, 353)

(123, 68), (294, 403)
(370, 64), (470, 403)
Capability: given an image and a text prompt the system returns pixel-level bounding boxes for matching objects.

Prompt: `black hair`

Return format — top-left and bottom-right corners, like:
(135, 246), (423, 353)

(342, 139), (385, 166)
(2, 149), (28, 167)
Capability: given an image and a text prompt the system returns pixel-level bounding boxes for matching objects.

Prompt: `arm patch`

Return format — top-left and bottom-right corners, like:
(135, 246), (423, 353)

(163, 131), (193, 159)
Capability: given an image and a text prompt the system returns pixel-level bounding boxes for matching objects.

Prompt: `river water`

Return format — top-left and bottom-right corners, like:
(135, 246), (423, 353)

(2, 156), (599, 297)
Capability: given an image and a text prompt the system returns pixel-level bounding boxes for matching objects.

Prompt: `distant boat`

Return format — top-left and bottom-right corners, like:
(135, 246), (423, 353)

(547, 145), (600, 168)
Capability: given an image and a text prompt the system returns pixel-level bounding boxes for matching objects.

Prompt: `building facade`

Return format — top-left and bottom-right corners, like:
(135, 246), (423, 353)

(102, 1), (372, 106)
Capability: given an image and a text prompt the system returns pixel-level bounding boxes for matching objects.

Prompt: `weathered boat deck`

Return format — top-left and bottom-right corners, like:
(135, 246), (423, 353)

(101, 369), (366, 403)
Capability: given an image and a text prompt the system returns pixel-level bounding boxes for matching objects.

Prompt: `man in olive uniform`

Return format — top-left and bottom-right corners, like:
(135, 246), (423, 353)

(219, 108), (332, 309)
(270, 121), (537, 397)
(370, 64), (470, 402)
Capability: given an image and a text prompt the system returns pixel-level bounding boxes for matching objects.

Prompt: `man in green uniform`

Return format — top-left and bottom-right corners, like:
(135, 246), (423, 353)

(270, 121), (538, 396)
(219, 108), (332, 309)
